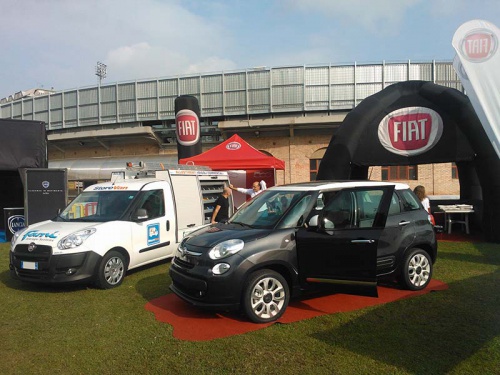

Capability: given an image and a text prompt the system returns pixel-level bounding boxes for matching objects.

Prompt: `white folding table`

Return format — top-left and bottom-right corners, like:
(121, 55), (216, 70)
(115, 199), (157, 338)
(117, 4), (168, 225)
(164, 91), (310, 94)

(437, 205), (474, 234)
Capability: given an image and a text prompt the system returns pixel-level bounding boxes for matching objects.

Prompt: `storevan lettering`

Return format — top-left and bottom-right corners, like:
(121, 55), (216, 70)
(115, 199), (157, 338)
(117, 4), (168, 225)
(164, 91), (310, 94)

(378, 107), (443, 156)
(176, 109), (200, 146)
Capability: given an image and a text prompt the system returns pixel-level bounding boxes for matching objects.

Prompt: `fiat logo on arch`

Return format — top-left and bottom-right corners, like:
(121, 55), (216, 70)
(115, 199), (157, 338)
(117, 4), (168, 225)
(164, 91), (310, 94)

(378, 107), (443, 156)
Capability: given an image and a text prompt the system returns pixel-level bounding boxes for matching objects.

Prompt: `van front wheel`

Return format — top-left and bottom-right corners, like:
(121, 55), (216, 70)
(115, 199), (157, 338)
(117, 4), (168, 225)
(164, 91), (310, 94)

(242, 269), (289, 323)
(95, 251), (126, 289)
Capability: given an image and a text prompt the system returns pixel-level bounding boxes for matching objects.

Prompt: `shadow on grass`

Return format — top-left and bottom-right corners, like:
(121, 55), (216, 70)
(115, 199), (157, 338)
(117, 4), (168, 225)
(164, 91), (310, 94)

(311, 271), (500, 374)
(134, 261), (172, 301)
(0, 269), (88, 292)
(437, 242), (500, 267)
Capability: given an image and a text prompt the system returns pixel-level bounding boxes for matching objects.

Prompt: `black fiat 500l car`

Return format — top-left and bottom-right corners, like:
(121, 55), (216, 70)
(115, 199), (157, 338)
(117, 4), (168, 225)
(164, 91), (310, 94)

(169, 181), (437, 323)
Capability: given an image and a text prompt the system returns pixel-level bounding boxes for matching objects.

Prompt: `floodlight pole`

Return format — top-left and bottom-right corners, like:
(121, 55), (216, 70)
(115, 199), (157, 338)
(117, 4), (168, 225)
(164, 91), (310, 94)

(95, 62), (107, 125)
(95, 62), (107, 86)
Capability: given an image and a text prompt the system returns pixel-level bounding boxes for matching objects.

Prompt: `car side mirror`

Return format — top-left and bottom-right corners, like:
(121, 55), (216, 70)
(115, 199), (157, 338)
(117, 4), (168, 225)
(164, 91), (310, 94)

(308, 215), (319, 227)
(133, 208), (149, 222)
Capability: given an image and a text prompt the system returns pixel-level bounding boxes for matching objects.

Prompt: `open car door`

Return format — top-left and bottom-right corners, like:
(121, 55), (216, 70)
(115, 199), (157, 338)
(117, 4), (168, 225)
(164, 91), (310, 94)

(296, 185), (395, 296)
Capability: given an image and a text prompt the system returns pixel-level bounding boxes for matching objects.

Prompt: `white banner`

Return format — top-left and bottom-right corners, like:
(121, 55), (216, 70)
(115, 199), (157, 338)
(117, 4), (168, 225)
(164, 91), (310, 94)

(452, 19), (500, 158)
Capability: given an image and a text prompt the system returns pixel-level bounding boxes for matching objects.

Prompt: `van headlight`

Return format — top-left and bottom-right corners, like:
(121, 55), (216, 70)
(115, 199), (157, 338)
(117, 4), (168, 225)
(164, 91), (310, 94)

(57, 229), (96, 250)
(208, 239), (244, 260)
(10, 228), (27, 250)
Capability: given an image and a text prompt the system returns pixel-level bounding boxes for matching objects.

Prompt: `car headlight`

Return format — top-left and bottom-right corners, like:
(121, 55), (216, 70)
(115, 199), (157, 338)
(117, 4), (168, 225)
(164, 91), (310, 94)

(10, 228), (27, 249)
(208, 239), (244, 260)
(57, 229), (96, 250)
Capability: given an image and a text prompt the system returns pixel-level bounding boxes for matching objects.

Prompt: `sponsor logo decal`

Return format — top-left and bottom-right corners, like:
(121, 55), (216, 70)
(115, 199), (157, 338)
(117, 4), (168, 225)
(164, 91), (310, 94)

(176, 109), (200, 146)
(42, 181), (50, 189)
(147, 223), (160, 246)
(378, 107), (443, 156)
(460, 29), (497, 62)
(93, 186), (129, 190)
(226, 141), (242, 150)
(7, 215), (25, 234)
(22, 230), (59, 241)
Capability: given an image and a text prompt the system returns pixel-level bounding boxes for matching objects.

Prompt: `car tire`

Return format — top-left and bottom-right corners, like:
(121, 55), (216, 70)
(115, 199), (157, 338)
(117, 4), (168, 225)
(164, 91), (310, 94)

(242, 269), (290, 323)
(399, 248), (432, 291)
(95, 250), (126, 289)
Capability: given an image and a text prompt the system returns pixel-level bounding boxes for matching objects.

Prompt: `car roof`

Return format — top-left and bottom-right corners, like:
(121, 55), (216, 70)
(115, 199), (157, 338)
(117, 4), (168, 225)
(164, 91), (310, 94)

(268, 180), (410, 192)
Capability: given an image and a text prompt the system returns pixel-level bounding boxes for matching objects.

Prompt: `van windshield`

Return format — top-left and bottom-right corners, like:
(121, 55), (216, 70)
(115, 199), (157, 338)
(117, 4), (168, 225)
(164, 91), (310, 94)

(229, 190), (310, 229)
(55, 191), (137, 222)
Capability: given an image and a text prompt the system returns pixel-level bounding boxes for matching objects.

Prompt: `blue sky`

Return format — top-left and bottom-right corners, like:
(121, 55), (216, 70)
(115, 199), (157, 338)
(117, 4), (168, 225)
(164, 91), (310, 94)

(1, 0), (499, 99)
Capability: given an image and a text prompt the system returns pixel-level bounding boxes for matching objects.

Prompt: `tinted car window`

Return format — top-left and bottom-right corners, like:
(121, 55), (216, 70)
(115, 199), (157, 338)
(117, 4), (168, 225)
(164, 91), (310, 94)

(399, 189), (421, 211)
(388, 192), (401, 215)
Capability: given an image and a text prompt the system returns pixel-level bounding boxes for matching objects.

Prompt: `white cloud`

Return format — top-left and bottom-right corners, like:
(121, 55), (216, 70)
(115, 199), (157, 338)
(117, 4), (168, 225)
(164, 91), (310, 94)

(284, 0), (423, 34)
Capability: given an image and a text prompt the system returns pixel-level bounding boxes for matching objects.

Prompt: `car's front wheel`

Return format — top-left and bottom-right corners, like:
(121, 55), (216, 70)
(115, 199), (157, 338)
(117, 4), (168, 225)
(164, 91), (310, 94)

(95, 250), (126, 289)
(399, 248), (432, 290)
(242, 269), (290, 323)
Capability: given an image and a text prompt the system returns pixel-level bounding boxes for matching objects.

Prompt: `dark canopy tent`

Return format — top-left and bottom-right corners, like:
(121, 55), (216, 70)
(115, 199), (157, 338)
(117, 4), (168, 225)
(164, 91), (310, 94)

(0, 119), (47, 230)
(317, 81), (500, 243)
(179, 134), (285, 170)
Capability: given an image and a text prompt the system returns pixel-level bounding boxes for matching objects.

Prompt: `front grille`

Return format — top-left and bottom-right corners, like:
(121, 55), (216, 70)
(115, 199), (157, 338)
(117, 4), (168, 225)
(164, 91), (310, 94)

(174, 257), (195, 269)
(13, 244), (52, 262)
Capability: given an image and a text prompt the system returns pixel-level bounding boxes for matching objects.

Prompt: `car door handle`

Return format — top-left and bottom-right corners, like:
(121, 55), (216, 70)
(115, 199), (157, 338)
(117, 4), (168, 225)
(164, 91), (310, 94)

(351, 239), (375, 244)
(187, 223), (196, 227)
(399, 220), (411, 226)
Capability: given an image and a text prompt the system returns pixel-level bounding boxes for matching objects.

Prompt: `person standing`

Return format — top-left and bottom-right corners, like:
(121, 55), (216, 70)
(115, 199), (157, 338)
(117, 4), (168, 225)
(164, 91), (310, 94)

(414, 185), (430, 213)
(229, 180), (267, 198)
(211, 187), (232, 224)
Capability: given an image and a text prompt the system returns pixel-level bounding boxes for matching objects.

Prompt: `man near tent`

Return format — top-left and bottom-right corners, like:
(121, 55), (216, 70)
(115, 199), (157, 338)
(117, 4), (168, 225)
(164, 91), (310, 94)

(211, 187), (232, 224)
(229, 180), (267, 198)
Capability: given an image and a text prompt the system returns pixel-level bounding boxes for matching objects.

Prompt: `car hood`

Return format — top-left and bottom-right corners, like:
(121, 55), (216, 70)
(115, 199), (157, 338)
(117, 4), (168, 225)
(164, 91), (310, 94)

(184, 223), (270, 248)
(14, 220), (99, 246)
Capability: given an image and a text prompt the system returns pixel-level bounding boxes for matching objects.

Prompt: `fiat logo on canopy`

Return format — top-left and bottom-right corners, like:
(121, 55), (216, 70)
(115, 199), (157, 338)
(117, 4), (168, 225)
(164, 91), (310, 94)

(175, 109), (200, 146)
(226, 142), (241, 150)
(378, 107), (443, 156)
(460, 29), (497, 62)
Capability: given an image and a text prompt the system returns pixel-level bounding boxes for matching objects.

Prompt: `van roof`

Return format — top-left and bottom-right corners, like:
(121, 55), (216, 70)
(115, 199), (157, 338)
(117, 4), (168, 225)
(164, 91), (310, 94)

(84, 178), (163, 192)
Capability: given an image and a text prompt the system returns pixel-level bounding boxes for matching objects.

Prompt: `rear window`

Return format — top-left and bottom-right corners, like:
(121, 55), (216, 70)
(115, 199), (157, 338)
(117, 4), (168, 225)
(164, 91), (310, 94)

(399, 189), (421, 211)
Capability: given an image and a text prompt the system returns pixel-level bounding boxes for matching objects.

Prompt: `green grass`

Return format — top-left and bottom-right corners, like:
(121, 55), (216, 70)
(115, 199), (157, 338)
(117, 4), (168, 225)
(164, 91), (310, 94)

(0, 240), (499, 375)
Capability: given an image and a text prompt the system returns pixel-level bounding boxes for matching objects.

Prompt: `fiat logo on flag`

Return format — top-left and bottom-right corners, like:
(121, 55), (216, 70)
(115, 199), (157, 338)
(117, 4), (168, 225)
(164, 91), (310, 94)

(378, 107), (443, 156)
(226, 141), (241, 150)
(460, 29), (497, 62)
(175, 109), (200, 146)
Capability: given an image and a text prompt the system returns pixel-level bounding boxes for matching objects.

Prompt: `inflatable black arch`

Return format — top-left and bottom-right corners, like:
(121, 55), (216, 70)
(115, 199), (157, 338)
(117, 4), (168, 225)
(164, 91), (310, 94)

(317, 81), (500, 243)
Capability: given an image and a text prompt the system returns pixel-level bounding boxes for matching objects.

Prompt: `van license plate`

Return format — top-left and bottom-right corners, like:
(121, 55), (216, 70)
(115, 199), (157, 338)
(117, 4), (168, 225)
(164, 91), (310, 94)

(21, 261), (38, 270)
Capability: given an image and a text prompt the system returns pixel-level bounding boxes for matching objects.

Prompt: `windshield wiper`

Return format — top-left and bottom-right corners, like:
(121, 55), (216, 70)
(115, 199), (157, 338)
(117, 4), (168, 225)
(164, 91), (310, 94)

(231, 221), (255, 228)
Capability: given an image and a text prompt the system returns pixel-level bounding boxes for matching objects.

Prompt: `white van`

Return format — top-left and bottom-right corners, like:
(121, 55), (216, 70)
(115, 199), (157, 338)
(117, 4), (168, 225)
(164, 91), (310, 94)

(9, 166), (231, 289)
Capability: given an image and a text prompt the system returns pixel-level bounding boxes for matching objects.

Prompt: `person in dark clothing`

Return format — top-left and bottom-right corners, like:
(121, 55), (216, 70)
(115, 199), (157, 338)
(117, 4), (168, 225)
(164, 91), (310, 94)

(211, 187), (232, 223)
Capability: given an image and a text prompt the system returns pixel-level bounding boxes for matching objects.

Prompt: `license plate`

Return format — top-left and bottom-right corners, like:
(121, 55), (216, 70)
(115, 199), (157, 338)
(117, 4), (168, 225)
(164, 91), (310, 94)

(21, 261), (38, 270)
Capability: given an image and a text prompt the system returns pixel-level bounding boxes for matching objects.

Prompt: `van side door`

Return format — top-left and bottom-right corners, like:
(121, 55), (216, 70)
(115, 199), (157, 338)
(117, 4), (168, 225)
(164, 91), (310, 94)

(295, 186), (394, 293)
(129, 183), (176, 267)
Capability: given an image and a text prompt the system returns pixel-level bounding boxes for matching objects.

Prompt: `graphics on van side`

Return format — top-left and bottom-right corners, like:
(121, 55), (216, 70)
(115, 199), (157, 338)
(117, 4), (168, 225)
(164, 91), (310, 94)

(147, 223), (160, 246)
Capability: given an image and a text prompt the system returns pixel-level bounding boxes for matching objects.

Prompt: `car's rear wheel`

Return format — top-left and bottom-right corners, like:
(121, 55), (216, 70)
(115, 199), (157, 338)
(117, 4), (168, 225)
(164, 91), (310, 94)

(242, 269), (289, 323)
(95, 250), (126, 289)
(399, 248), (432, 290)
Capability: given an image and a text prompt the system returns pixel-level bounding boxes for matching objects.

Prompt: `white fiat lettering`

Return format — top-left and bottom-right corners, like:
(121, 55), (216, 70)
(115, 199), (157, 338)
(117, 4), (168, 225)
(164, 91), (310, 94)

(178, 120), (196, 136)
(393, 119), (428, 142)
(466, 37), (490, 55)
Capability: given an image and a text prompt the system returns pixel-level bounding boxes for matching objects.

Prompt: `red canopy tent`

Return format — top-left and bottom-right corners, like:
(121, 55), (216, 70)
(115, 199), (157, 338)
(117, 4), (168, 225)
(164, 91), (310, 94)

(179, 134), (285, 206)
(179, 134), (285, 170)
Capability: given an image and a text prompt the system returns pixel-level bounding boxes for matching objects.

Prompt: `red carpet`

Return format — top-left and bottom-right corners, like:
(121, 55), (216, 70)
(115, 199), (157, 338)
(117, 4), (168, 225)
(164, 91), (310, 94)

(145, 279), (448, 341)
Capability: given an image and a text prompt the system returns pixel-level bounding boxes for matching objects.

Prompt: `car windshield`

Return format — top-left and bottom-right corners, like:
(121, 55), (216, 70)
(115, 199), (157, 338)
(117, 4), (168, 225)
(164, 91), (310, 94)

(229, 190), (311, 229)
(55, 191), (137, 222)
